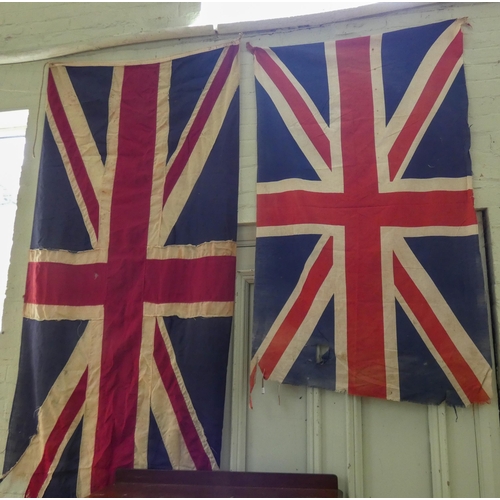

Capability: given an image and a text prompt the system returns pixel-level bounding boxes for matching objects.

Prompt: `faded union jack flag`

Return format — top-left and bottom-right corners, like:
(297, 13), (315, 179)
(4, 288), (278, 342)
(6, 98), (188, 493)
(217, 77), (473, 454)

(2, 44), (239, 497)
(250, 20), (493, 406)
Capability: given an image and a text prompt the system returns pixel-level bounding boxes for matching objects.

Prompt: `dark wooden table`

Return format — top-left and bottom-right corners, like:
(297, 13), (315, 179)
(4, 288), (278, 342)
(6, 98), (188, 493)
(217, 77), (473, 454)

(89, 468), (343, 497)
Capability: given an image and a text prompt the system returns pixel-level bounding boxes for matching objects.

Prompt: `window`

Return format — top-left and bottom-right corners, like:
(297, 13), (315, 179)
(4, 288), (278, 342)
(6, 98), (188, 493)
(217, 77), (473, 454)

(0, 110), (29, 322)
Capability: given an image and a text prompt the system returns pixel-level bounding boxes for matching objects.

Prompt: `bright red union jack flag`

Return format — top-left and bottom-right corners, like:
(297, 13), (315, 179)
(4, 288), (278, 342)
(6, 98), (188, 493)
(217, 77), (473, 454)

(2, 44), (239, 497)
(250, 19), (493, 406)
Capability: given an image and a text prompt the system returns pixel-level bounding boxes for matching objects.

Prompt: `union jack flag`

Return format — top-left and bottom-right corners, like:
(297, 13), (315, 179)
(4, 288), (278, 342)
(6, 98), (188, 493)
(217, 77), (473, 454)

(250, 20), (493, 406)
(1, 44), (239, 497)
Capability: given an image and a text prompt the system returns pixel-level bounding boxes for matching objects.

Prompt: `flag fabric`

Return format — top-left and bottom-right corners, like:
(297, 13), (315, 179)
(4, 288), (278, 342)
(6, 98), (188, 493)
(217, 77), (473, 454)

(250, 19), (493, 406)
(2, 44), (239, 497)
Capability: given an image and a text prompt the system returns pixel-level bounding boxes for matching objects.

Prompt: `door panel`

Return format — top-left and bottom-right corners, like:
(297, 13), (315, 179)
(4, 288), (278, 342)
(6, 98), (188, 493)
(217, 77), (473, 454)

(225, 221), (500, 497)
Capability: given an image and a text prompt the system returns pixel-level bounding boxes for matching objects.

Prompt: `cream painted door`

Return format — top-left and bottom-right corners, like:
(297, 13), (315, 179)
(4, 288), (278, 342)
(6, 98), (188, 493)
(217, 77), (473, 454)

(222, 222), (500, 497)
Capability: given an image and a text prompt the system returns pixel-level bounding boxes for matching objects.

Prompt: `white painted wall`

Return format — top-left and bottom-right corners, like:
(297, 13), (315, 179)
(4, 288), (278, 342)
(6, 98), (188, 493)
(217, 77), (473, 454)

(1, 2), (500, 497)
(0, 2), (201, 60)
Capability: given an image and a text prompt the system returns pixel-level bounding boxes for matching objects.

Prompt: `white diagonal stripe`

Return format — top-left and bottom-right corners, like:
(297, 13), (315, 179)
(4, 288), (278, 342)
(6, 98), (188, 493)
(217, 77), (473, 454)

(380, 224), (481, 401)
(250, 233), (334, 381)
(394, 288), (470, 405)
(160, 47), (239, 244)
(155, 318), (218, 470)
(150, 362), (196, 470)
(0, 326), (90, 494)
(46, 106), (98, 248)
(50, 66), (104, 196)
(393, 234), (492, 395)
(271, 264), (336, 383)
(391, 57), (463, 183)
(373, 19), (469, 192)
(382, 19), (464, 153)
(255, 48), (333, 184)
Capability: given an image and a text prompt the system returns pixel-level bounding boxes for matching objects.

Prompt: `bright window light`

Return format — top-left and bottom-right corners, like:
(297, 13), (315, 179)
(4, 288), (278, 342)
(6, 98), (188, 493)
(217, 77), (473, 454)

(192, 1), (377, 27)
(0, 109), (28, 322)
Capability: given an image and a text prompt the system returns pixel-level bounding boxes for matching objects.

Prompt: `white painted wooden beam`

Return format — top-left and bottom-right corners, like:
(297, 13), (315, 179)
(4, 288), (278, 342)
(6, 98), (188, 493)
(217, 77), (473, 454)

(473, 403), (500, 497)
(346, 394), (364, 497)
(428, 404), (451, 497)
(229, 270), (254, 471)
(306, 387), (322, 473)
(0, 25), (216, 65)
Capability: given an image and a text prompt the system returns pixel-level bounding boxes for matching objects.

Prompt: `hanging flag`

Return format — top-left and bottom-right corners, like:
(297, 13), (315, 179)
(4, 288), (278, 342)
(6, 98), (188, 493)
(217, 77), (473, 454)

(1, 44), (239, 497)
(250, 19), (493, 406)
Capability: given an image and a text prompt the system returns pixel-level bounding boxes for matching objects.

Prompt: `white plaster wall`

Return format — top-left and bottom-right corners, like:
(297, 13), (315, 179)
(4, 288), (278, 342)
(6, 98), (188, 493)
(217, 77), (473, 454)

(1, 2), (201, 59)
(0, 2), (499, 497)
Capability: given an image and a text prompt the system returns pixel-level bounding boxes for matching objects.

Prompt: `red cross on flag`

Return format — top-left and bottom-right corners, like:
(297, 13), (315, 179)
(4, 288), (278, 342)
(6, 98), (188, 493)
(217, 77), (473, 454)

(250, 19), (493, 406)
(2, 44), (239, 497)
